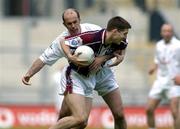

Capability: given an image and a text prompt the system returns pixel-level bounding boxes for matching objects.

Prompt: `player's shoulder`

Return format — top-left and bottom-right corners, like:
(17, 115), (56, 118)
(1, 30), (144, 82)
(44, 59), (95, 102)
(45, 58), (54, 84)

(80, 23), (102, 32)
(168, 37), (180, 51)
(59, 31), (69, 37)
(81, 23), (101, 28)
(156, 39), (164, 47)
(52, 31), (69, 42)
(172, 37), (180, 44)
(50, 33), (67, 46)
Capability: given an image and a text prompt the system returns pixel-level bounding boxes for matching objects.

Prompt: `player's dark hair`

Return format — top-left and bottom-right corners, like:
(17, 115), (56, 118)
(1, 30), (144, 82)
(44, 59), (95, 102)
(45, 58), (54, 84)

(106, 16), (131, 31)
(62, 8), (80, 22)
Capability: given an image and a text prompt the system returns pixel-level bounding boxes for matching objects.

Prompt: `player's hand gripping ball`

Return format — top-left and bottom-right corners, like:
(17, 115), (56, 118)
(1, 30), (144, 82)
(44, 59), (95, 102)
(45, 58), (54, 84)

(74, 45), (95, 66)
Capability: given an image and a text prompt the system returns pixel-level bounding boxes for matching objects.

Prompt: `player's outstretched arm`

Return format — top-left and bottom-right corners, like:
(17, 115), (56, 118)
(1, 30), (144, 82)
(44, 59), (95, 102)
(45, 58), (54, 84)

(60, 39), (72, 60)
(22, 58), (45, 85)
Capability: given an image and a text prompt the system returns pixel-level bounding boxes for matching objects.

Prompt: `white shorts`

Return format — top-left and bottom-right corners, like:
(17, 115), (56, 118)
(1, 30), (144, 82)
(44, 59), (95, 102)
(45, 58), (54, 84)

(169, 85), (180, 98)
(59, 66), (119, 98)
(149, 79), (180, 99)
(95, 67), (119, 96)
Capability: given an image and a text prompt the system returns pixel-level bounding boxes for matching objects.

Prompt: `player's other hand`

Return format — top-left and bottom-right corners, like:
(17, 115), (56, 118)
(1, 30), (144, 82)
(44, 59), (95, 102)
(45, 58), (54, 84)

(148, 64), (157, 75)
(148, 68), (155, 75)
(89, 56), (104, 71)
(108, 52), (124, 67)
(174, 74), (180, 85)
(22, 75), (31, 85)
(68, 52), (90, 67)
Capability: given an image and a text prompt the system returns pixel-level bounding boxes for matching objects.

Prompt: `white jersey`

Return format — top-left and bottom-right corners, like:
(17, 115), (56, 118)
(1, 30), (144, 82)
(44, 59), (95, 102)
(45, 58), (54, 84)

(168, 40), (180, 79)
(39, 23), (101, 65)
(149, 37), (180, 99)
(154, 37), (180, 82)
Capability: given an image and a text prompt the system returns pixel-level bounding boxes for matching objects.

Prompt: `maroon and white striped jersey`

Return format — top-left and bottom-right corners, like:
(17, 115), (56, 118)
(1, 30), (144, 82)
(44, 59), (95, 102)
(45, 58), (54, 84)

(64, 29), (128, 57)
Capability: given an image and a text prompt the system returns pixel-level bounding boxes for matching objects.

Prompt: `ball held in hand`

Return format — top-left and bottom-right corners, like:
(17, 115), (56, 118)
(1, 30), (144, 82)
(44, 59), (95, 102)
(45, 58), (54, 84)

(75, 45), (95, 66)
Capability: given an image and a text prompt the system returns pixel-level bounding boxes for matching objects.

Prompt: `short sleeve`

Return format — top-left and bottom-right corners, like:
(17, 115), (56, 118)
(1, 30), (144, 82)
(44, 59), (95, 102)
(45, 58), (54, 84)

(39, 38), (65, 65)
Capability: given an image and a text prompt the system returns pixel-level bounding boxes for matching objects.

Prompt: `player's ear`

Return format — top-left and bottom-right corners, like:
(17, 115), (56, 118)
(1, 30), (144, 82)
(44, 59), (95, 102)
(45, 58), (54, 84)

(63, 22), (67, 27)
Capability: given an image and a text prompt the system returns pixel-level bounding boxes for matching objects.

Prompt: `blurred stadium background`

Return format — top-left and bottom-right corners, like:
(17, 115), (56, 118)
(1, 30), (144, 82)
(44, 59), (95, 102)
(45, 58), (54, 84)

(0, 0), (179, 129)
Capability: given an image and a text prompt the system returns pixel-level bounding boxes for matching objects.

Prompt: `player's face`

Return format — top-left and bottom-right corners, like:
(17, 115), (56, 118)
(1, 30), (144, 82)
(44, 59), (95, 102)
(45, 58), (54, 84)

(161, 24), (173, 43)
(112, 29), (128, 44)
(63, 13), (81, 35)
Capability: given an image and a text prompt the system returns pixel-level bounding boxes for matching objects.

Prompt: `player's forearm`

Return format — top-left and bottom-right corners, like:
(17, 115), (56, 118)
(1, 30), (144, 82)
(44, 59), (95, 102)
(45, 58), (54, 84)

(103, 54), (114, 62)
(116, 49), (125, 60)
(110, 49), (126, 62)
(25, 58), (45, 77)
(104, 49), (125, 61)
(60, 40), (72, 59)
(116, 49), (125, 55)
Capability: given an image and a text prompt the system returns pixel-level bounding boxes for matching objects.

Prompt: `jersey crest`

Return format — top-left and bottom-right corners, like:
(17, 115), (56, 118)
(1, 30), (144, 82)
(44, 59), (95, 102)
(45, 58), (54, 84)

(65, 36), (82, 47)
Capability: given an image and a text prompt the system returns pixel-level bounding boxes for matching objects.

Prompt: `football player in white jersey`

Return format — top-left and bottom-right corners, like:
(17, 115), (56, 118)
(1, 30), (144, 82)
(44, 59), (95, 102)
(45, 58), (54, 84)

(22, 8), (125, 129)
(146, 24), (180, 129)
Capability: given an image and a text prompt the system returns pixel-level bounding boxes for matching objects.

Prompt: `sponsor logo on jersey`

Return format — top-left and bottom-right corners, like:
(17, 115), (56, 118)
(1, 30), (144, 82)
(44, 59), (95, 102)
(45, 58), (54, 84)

(65, 37), (82, 47)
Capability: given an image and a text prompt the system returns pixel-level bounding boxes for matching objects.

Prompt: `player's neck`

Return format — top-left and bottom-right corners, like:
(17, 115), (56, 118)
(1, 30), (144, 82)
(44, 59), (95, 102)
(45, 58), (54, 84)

(104, 31), (113, 45)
